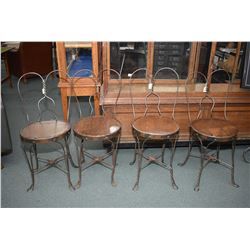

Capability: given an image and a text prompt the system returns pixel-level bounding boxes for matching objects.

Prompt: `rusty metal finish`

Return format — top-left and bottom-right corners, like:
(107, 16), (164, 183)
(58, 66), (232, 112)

(74, 134), (120, 189)
(17, 70), (75, 191)
(132, 133), (179, 191)
(21, 132), (75, 191)
(179, 69), (239, 191)
(72, 68), (122, 189)
(129, 67), (180, 191)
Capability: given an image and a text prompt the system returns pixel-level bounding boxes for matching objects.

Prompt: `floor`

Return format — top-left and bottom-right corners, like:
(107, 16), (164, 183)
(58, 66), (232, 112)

(1, 75), (250, 208)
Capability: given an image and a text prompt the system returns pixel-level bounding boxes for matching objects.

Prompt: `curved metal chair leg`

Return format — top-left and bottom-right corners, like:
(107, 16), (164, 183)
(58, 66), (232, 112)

(170, 168), (178, 190)
(194, 166), (204, 191)
(216, 144), (220, 163)
(130, 139), (138, 166)
(111, 153), (117, 187)
(74, 138), (84, 189)
(169, 136), (178, 190)
(132, 137), (143, 191)
(231, 140), (239, 188)
(178, 130), (193, 167)
(243, 146), (250, 163)
(68, 151), (79, 168)
(54, 139), (75, 190)
(111, 135), (120, 187)
(194, 141), (205, 192)
(22, 144), (35, 192)
(161, 143), (166, 163)
(63, 137), (75, 190)
(33, 143), (39, 170)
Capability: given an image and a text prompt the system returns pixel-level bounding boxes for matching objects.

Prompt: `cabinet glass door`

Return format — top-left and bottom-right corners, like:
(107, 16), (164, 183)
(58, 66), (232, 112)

(64, 42), (93, 77)
(153, 42), (191, 79)
(211, 42), (238, 83)
(109, 42), (148, 79)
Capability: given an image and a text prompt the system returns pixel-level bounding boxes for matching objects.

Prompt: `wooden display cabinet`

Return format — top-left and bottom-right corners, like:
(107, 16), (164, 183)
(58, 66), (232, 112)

(102, 42), (250, 143)
(56, 42), (100, 120)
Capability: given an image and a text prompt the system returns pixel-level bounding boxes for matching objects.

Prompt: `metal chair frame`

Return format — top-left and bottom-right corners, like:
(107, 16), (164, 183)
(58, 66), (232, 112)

(129, 67), (180, 191)
(243, 146), (250, 163)
(179, 70), (240, 191)
(71, 68), (122, 189)
(18, 70), (75, 191)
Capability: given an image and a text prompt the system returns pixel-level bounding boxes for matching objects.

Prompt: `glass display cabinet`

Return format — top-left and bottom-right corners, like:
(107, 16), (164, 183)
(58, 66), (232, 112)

(103, 42), (196, 83)
(102, 42), (250, 143)
(56, 42), (100, 120)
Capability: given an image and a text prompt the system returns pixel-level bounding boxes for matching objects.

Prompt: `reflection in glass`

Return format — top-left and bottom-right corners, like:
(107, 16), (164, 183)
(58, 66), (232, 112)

(196, 42), (212, 82)
(65, 46), (92, 77)
(153, 42), (191, 79)
(212, 42), (237, 83)
(110, 42), (147, 79)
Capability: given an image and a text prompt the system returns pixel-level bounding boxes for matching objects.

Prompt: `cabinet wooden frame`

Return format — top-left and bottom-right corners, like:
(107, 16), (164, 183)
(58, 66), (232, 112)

(56, 42), (100, 120)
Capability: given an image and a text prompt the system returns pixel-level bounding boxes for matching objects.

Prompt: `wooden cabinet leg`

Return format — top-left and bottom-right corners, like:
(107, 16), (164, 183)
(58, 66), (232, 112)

(61, 88), (68, 121)
(94, 93), (100, 115)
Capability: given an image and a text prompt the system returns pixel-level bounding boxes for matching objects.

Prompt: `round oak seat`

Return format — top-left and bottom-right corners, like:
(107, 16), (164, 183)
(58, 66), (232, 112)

(73, 116), (121, 140)
(132, 115), (179, 140)
(191, 118), (238, 141)
(20, 120), (71, 143)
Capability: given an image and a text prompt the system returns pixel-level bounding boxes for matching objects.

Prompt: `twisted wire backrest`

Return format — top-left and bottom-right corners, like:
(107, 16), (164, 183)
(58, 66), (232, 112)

(45, 70), (72, 121)
(17, 71), (66, 123)
(98, 68), (122, 117)
(184, 72), (210, 123)
(129, 68), (157, 119)
(71, 69), (99, 118)
(209, 69), (231, 120)
(153, 67), (180, 120)
(197, 93), (215, 119)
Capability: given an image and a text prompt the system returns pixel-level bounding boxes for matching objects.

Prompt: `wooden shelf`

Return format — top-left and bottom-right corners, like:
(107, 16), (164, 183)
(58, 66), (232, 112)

(64, 42), (92, 48)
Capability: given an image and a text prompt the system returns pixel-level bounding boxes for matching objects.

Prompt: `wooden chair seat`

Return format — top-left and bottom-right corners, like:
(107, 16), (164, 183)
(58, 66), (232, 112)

(191, 118), (238, 141)
(20, 120), (71, 143)
(132, 115), (179, 140)
(73, 116), (121, 140)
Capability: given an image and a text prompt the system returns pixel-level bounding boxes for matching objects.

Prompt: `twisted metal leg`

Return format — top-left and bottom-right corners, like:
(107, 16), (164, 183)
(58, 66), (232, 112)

(161, 143), (166, 163)
(63, 137), (75, 190)
(216, 144), (220, 162)
(231, 139), (239, 188)
(68, 150), (80, 168)
(74, 138), (84, 189)
(133, 136), (146, 191)
(130, 137), (138, 166)
(243, 146), (250, 163)
(194, 138), (205, 192)
(169, 136), (178, 190)
(22, 144), (35, 192)
(178, 128), (193, 167)
(111, 135), (120, 187)
(33, 143), (39, 170)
